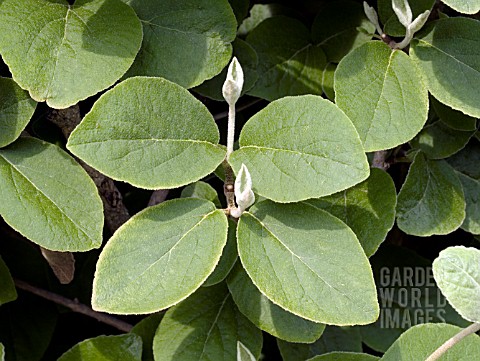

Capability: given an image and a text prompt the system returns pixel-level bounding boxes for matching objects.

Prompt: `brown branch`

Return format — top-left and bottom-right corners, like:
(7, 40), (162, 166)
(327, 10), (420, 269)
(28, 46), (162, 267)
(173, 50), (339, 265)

(48, 106), (130, 232)
(223, 160), (236, 213)
(14, 278), (132, 333)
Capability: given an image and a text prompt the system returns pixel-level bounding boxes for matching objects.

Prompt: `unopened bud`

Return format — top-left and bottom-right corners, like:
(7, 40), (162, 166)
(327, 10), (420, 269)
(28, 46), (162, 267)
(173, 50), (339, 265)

(222, 57), (244, 106)
(231, 163), (254, 218)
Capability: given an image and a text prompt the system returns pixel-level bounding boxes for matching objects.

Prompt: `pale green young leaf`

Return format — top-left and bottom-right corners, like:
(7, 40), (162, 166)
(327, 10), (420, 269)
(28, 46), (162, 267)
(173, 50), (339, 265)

(0, 0), (142, 109)
(58, 334), (142, 361)
(237, 342), (256, 361)
(378, 0), (435, 37)
(410, 121), (475, 159)
(447, 138), (480, 180)
(381, 323), (480, 360)
(0, 77), (36, 147)
(0, 256), (16, 306)
(92, 198), (228, 314)
(278, 326), (363, 361)
(410, 18), (480, 118)
(440, 0), (480, 14)
(67, 77), (226, 190)
(153, 284), (262, 361)
(433, 246), (480, 322)
(457, 173), (480, 234)
(431, 97), (477, 131)
(306, 168), (396, 257)
(229, 96), (369, 203)
(181, 181), (221, 208)
(307, 352), (379, 361)
(246, 16), (327, 101)
(311, 0), (374, 62)
(396, 152), (465, 236)
(123, 0), (236, 88)
(237, 200), (379, 325)
(194, 39), (258, 101)
(203, 219), (238, 287)
(227, 263), (325, 343)
(0, 137), (103, 251)
(131, 313), (163, 361)
(335, 41), (428, 152)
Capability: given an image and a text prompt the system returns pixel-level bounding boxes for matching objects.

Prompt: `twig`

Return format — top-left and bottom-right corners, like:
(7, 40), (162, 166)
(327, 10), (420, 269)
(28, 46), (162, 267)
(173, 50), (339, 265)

(14, 278), (133, 333)
(148, 189), (169, 207)
(213, 98), (262, 120)
(372, 150), (390, 171)
(425, 322), (480, 361)
(48, 106), (130, 232)
(223, 160), (236, 212)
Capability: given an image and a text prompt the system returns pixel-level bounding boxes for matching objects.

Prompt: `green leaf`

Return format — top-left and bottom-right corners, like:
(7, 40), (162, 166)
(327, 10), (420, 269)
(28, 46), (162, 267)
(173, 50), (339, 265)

(322, 63), (336, 101)
(228, 263), (325, 343)
(0, 77), (36, 148)
(0, 256), (16, 306)
(396, 152), (465, 236)
(229, 96), (369, 203)
(0, 0), (142, 109)
(433, 246), (480, 322)
(238, 4), (288, 36)
(457, 173), (480, 234)
(181, 181), (222, 208)
(440, 0), (480, 14)
(67, 77), (226, 190)
(131, 313), (164, 361)
(92, 198), (228, 314)
(152, 283), (262, 361)
(278, 326), (363, 361)
(378, 0), (435, 37)
(123, 0), (236, 88)
(194, 38), (258, 101)
(0, 343), (4, 361)
(410, 18), (480, 118)
(203, 219), (238, 287)
(58, 334), (142, 361)
(431, 97), (477, 131)
(447, 138), (480, 180)
(228, 0), (249, 25)
(246, 16), (327, 101)
(307, 352), (379, 361)
(410, 121), (475, 159)
(237, 200), (379, 325)
(237, 342), (256, 361)
(381, 323), (480, 360)
(335, 41), (428, 152)
(361, 244), (469, 353)
(311, 0), (374, 62)
(0, 137), (103, 251)
(306, 168), (396, 257)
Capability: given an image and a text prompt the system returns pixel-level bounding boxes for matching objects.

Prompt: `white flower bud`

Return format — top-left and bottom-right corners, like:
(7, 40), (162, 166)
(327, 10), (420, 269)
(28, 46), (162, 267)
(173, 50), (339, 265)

(231, 164), (254, 218)
(222, 57), (244, 106)
(392, 0), (413, 28)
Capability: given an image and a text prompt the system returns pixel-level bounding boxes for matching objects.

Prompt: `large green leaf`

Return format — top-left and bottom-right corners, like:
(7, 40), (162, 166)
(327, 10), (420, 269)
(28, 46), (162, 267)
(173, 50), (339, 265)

(237, 200), (379, 325)
(410, 121), (475, 159)
(0, 0), (142, 108)
(123, 0), (236, 88)
(308, 353), (379, 361)
(131, 313), (164, 361)
(431, 97), (477, 131)
(92, 198), (228, 314)
(457, 173), (480, 234)
(0, 343), (4, 361)
(278, 326), (363, 361)
(67, 77), (226, 189)
(381, 323), (480, 360)
(246, 16), (327, 101)
(361, 245), (469, 353)
(0, 256), (16, 306)
(311, 0), (374, 62)
(410, 18), (480, 118)
(440, 0), (480, 14)
(433, 246), (480, 322)
(227, 263), (325, 343)
(447, 138), (480, 180)
(153, 284), (262, 361)
(229, 96), (369, 203)
(306, 168), (396, 257)
(378, 0), (435, 37)
(237, 342), (256, 361)
(58, 334), (142, 361)
(181, 181), (222, 208)
(335, 41), (428, 152)
(396, 152), (465, 236)
(0, 137), (103, 251)
(0, 77), (36, 148)
(237, 4), (288, 36)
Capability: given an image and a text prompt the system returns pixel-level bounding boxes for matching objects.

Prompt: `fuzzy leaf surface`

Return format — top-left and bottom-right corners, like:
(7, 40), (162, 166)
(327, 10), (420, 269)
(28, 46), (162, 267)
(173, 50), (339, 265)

(0, 137), (103, 251)
(67, 77), (225, 189)
(92, 198), (228, 314)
